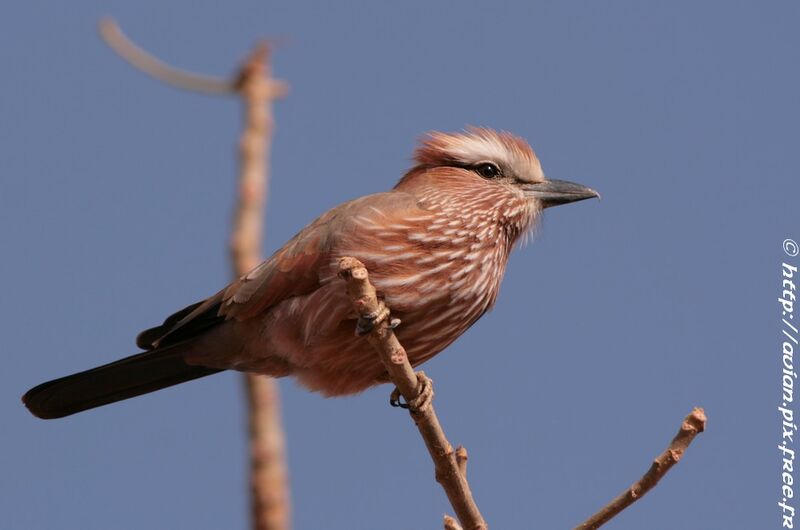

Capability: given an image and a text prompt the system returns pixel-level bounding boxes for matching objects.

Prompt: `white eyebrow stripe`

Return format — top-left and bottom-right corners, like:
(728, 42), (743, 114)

(431, 132), (545, 182)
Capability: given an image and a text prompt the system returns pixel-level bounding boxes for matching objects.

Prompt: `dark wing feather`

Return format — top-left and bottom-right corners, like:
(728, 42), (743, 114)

(136, 300), (224, 350)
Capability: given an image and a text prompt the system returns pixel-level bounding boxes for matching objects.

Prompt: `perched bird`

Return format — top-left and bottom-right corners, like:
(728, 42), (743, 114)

(23, 128), (598, 419)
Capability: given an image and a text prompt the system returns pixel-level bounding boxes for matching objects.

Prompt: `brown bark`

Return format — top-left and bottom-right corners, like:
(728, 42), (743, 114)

(338, 257), (487, 530)
(99, 21), (291, 530)
(574, 407), (707, 530)
(98, 18), (234, 95)
(232, 44), (291, 530)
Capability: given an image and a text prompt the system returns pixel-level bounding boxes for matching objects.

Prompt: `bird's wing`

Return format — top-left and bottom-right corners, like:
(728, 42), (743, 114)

(136, 191), (425, 349)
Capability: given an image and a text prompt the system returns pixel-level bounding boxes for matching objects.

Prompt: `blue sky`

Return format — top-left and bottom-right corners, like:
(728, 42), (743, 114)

(1, 2), (797, 529)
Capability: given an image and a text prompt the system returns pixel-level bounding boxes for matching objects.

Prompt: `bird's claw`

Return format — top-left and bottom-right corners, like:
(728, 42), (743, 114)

(355, 302), (392, 336)
(389, 372), (433, 413)
(389, 387), (405, 408)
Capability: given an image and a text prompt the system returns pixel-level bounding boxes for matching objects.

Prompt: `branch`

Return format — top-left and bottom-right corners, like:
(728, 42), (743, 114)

(338, 257), (487, 530)
(98, 18), (235, 95)
(573, 407), (707, 530)
(243, 373), (290, 530)
(99, 18), (293, 529)
(443, 447), (470, 530)
(231, 44), (291, 530)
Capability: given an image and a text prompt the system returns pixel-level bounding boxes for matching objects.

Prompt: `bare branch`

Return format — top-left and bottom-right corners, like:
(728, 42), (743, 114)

(338, 257), (487, 530)
(444, 446), (469, 530)
(231, 44), (291, 530)
(244, 375), (291, 530)
(98, 17), (234, 95)
(98, 16), (291, 528)
(574, 407), (707, 530)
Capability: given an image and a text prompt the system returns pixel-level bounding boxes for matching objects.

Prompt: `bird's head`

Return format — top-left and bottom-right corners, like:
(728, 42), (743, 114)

(399, 127), (599, 210)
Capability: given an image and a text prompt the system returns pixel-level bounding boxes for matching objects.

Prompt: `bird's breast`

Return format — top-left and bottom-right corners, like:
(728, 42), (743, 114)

(337, 210), (515, 366)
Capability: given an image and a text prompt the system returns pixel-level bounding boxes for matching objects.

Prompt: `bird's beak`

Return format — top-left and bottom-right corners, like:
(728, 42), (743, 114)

(523, 179), (600, 208)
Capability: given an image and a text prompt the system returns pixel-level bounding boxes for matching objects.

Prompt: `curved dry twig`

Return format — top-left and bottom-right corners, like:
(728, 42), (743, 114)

(338, 257), (487, 530)
(98, 17), (234, 95)
(574, 407), (707, 530)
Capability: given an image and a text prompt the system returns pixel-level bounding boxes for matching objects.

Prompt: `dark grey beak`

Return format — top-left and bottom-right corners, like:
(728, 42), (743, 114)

(524, 179), (600, 208)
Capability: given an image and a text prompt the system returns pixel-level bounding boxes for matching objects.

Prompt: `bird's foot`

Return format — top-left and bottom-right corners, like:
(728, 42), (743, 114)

(356, 302), (399, 336)
(389, 371), (434, 413)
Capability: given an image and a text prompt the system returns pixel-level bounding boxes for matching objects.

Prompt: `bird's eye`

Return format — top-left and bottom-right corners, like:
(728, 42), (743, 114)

(474, 163), (501, 179)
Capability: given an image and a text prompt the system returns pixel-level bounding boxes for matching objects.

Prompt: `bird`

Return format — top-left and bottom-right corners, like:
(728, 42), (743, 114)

(23, 127), (598, 419)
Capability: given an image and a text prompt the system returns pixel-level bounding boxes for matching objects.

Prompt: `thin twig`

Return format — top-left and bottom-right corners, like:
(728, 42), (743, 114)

(574, 407), (707, 530)
(338, 257), (487, 530)
(232, 44), (291, 530)
(98, 17), (234, 95)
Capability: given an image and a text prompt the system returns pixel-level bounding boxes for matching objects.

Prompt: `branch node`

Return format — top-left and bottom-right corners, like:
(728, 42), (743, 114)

(455, 446), (469, 477)
(444, 515), (463, 530)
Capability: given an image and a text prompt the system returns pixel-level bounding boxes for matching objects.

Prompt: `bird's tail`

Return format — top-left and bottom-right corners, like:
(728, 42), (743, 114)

(22, 343), (223, 419)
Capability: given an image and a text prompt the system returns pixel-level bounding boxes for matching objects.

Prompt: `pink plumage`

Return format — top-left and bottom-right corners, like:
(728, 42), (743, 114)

(23, 128), (598, 418)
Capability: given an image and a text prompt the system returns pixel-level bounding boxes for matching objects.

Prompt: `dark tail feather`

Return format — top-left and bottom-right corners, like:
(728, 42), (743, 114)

(22, 344), (223, 419)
